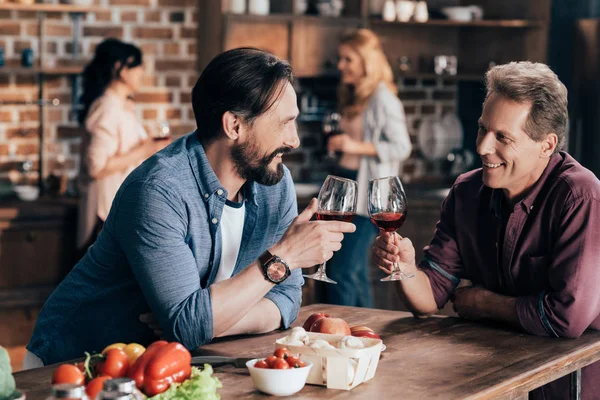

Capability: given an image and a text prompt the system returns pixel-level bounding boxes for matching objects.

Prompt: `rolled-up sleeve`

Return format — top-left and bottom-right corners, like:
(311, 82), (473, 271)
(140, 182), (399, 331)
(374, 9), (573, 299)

(374, 98), (412, 164)
(420, 185), (464, 309)
(114, 179), (214, 349)
(85, 105), (120, 178)
(263, 170), (303, 329)
(516, 197), (600, 338)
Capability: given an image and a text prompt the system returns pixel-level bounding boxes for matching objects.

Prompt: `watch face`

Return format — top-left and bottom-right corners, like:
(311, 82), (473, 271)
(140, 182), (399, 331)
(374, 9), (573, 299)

(268, 262), (287, 281)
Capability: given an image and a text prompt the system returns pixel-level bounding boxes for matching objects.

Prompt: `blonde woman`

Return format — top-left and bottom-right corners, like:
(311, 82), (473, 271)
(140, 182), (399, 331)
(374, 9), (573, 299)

(325, 29), (412, 307)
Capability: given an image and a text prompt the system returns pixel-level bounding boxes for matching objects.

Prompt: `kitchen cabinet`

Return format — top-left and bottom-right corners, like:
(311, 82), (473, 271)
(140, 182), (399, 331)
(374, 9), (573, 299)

(0, 198), (77, 308)
(291, 18), (362, 77)
(197, 0), (551, 80)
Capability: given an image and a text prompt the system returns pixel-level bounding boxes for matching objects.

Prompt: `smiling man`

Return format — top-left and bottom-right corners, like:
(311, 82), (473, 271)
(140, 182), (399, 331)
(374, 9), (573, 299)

(25, 48), (355, 367)
(372, 61), (600, 399)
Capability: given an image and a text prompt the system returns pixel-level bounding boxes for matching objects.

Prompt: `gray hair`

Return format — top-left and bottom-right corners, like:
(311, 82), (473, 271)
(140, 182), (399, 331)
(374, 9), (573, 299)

(485, 61), (568, 153)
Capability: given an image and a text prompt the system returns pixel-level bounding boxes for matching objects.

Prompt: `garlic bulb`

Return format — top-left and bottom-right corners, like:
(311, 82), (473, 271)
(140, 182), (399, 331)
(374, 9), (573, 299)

(288, 326), (310, 345)
(338, 336), (365, 349)
(309, 339), (336, 349)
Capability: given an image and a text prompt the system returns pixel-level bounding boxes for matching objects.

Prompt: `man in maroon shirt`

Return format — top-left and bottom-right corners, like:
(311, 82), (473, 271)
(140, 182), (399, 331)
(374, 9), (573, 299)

(373, 61), (600, 399)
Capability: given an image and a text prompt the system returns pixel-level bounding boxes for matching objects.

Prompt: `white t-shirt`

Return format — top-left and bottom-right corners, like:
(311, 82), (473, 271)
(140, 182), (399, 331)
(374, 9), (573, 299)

(214, 199), (246, 282)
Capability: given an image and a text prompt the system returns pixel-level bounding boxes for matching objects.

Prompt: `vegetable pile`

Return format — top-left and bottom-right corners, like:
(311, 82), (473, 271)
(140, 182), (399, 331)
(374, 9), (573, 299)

(51, 340), (221, 399)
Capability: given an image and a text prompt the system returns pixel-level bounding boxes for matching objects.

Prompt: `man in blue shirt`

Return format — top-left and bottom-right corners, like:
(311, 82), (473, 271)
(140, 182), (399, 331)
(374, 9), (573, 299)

(26, 48), (355, 366)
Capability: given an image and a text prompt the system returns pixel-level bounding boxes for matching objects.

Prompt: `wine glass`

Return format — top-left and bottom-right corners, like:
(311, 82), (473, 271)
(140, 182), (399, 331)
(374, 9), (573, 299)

(152, 120), (171, 141)
(303, 175), (358, 284)
(322, 112), (342, 160)
(368, 176), (415, 281)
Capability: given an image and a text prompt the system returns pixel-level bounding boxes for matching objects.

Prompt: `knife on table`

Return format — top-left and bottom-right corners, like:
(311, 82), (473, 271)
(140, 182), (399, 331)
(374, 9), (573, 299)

(191, 356), (253, 368)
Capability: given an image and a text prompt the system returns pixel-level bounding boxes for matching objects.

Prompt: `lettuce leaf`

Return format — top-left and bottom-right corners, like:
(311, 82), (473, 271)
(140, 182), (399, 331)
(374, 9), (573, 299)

(149, 365), (222, 400)
(0, 347), (16, 399)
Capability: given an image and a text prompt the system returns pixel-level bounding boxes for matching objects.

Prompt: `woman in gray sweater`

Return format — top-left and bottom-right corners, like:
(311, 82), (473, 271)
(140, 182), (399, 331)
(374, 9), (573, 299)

(325, 29), (412, 307)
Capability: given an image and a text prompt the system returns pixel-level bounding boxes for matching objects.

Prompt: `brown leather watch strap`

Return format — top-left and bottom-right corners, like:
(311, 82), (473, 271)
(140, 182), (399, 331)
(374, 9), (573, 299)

(259, 250), (275, 267)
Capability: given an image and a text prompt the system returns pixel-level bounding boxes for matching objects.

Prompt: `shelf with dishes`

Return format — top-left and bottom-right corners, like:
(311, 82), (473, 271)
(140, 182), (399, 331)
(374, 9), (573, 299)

(0, 66), (84, 75)
(0, 3), (104, 13)
(369, 18), (544, 29)
(223, 12), (363, 25)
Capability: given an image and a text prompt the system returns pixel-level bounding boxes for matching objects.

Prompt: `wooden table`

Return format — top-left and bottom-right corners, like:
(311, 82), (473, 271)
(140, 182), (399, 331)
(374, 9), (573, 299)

(14, 304), (600, 399)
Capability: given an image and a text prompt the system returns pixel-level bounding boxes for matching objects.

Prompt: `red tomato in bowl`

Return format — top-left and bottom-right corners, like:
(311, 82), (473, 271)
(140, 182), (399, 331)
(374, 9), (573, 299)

(265, 355), (278, 368)
(285, 356), (306, 368)
(254, 360), (269, 369)
(273, 347), (291, 359)
(272, 359), (291, 369)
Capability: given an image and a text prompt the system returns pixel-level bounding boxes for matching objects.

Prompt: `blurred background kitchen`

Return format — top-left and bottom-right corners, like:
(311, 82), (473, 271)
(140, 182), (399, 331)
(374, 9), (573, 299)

(2, 0), (600, 371)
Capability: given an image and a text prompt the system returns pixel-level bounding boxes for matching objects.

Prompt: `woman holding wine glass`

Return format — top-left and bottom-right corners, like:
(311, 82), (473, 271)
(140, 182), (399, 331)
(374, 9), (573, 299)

(77, 38), (170, 258)
(323, 29), (412, 307)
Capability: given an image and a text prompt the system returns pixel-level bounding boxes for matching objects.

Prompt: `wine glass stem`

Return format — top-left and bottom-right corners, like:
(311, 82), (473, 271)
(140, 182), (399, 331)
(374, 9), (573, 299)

(319, 261), (328, 277)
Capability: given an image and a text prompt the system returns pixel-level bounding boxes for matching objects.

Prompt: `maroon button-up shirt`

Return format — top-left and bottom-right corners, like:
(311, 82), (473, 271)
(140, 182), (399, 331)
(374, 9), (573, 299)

(421, 152), (600, 399)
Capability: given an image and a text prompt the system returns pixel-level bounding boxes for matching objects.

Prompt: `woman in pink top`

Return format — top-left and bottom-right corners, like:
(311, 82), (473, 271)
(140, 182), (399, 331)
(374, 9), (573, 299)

(77, 39), (169, 255)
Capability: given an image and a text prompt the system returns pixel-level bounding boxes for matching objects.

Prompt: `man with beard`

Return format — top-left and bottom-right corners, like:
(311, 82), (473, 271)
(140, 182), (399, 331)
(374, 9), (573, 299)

(25, 48), (355, 366)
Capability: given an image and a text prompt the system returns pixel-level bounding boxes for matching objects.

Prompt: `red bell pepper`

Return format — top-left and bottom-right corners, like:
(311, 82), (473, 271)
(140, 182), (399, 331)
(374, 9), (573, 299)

(127, 341), (192, 397)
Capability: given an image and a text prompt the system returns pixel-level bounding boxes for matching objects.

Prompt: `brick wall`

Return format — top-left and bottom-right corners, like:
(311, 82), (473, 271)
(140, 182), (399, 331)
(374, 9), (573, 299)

(0, 0), (197, 184)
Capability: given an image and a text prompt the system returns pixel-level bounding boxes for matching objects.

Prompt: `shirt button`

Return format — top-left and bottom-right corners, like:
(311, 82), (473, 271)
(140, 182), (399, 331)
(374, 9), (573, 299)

(212, 218), (218, 224)
(204, 193), (209, 199)
(217, 189), (224, 196)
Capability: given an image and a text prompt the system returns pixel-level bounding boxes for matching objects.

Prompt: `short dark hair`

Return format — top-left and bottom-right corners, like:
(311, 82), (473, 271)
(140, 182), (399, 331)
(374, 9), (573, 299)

(192, 48), (294, 143)
(485, 62), (568, 153)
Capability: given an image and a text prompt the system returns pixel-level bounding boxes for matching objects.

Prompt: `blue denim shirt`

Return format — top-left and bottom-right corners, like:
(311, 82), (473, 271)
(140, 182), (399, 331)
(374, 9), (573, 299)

(28, 132), (303, 365)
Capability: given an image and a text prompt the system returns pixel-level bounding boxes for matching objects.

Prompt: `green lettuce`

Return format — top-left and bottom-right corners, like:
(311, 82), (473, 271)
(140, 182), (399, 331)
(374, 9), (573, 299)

(149, 364), (222, 400)
(0, 346), (16, 400)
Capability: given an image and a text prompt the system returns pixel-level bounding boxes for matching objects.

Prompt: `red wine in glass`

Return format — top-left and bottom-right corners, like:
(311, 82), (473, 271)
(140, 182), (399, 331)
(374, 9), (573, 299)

(316, 210), (355, 223)
(370, 211), (406, 232)
(368, 176), (415, 281)
(304, 175), (358, 284)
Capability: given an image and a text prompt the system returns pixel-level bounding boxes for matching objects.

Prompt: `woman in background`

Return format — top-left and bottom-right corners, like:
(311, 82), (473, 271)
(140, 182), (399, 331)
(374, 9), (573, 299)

(77, 38), (169, 256)
(325, 29), (412, 307)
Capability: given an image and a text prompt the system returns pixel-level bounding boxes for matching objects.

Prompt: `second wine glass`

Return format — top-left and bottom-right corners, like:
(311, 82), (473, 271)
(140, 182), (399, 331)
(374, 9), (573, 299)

(368, 176), (415, 281)
(303, 175), (358, 284)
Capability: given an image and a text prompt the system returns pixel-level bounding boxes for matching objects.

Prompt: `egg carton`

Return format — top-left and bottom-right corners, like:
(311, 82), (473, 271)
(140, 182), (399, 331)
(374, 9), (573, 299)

(275, 332), (383, 390)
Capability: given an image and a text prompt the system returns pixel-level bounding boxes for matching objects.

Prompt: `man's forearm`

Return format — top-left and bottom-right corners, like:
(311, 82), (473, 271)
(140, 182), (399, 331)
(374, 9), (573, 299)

(395, 269), (438, 317)
(479, 290), (520, 327)
(215, 298), (281, 338)
(210, 261), (276, 337)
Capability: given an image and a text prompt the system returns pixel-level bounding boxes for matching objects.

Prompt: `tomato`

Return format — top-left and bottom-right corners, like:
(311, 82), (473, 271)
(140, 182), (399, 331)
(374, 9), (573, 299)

(75, 362), (86, 373)
(273, 347), (291, 359)
(52, 364), (85, 385)
(102, 342), (127, 354)
(285, 356), (306, 368)
(264, 355), (278, 368)
(254, 360), (269, 369)
(86, 376), (111, 399)
(122, 343), (146, 364)
(272, 358), (291, 369)
(95, 348), (129, 378)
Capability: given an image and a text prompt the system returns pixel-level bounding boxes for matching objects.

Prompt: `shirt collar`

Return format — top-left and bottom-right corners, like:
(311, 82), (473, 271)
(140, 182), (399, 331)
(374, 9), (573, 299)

(488, 152), (563, 216)
(186, 131), (257, 205)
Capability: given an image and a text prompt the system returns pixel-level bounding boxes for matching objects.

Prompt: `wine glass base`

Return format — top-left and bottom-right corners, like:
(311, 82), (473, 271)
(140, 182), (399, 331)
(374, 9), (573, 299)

(380, 271), (415, 281)
(303, 272), (337, 284)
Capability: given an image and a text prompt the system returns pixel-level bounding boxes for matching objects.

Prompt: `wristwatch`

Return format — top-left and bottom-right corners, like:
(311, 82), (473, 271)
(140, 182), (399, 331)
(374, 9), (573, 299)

(259, 251), (291, 284)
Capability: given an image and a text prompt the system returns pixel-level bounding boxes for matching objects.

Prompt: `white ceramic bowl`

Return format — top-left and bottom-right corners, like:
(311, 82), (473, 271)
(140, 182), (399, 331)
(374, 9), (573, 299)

(13, 185), (39, 201)
(246, 359), (313, 396)
(441, 7), (474, 21)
